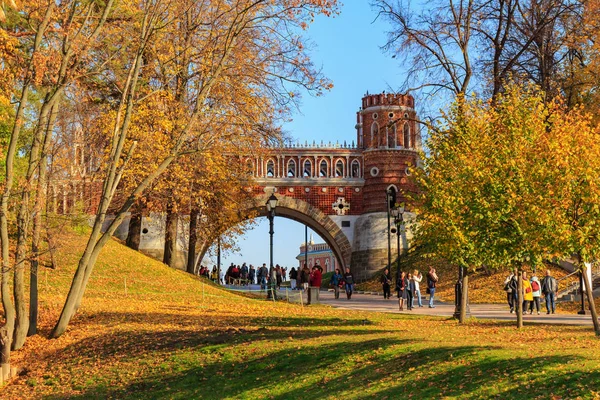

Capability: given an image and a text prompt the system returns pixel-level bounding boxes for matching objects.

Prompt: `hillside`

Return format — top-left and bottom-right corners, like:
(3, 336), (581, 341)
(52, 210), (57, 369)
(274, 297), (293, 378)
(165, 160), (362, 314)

(3, 229), (600, 399)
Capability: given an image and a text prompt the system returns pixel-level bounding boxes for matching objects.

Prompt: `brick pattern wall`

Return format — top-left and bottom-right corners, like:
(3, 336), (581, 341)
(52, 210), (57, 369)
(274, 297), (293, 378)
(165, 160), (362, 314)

(252, 186), (364, 216)
(362, 150), (419, 213)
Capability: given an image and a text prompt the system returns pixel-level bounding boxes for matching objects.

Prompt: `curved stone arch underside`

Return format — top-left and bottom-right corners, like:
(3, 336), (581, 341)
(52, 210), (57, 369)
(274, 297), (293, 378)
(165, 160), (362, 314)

(199, 195), (352, 272)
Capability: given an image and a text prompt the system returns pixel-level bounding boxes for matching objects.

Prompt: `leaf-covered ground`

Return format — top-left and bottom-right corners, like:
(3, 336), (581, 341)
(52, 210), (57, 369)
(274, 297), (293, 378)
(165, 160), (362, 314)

(4, 230), (600, 399)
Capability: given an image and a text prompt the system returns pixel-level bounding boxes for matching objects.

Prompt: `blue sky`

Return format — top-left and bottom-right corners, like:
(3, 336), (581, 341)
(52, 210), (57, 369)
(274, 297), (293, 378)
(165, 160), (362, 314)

(215, 2), (410, 269)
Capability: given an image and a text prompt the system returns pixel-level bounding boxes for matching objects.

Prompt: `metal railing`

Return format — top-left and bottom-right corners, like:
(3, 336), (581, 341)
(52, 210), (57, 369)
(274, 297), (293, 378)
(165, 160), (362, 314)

(556, 264), (600, 298)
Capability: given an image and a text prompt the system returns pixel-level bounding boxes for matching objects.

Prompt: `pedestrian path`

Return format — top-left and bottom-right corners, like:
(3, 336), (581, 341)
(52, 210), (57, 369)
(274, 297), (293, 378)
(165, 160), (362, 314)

(319, 291), (597, 326)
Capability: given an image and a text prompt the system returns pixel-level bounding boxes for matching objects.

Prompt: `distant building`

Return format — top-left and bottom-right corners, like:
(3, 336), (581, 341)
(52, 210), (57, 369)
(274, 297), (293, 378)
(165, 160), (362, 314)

(296, 234), (336, 272)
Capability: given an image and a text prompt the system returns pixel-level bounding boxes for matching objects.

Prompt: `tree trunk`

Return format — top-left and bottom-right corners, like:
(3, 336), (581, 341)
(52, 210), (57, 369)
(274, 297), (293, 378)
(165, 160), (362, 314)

(126, 211), (142, 251)
(0, 327), (10, 382)
(187, 208), (199, 274)
(459, 272), (469, 323)
(28, 100), (59, 337)
(517, 270), (523, 328)
(163, 203), (178, 267)
(582, 263), (600, 335)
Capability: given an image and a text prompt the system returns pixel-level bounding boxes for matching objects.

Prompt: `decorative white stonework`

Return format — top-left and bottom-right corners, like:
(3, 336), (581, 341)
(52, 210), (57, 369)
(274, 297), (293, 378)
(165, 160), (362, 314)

(288, 187), (294, 193)
(322, 187), (327, 193)
(332, 197), (350, 215)
(338, 187), (344, 193)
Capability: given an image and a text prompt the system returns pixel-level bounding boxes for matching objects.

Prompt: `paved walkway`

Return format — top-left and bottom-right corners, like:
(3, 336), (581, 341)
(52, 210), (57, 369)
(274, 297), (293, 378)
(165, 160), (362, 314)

(319, 291), (598, 326)
(222, 284), (597, 326)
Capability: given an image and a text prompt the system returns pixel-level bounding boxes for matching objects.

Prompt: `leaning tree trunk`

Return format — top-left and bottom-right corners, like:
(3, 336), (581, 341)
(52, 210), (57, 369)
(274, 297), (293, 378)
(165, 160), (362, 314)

(187, 208), (199, 274)
(0, 327), (10, 383)
(126, 210), (142, 251)
(163, 202), (178, 267)
(582, 263), (600, 335)
(517, 270), (523, 329)
(459, 271), (469, 323)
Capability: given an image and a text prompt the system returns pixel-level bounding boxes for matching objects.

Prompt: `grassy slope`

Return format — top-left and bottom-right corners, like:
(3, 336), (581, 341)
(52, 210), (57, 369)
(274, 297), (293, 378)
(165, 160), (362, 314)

(4, 230), (600, 399)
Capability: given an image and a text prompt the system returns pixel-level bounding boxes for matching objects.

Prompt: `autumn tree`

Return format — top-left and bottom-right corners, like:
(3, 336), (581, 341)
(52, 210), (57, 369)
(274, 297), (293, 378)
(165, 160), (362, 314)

(50, 0), (338, 338)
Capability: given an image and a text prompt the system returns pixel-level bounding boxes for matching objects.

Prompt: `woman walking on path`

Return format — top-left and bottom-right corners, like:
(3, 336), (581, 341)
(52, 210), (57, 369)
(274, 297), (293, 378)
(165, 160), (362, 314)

(343, 268), (355, 300)
(406, 273), (415, 310)
(380, 268), (392, 299)
(522, 271), (533, 314)
(397, 271), (407, 311)
(426, 267), (438, 308)
(529, 273), (542, 314)
(331, 268), (343, 299)
(412, 270), (423, 308)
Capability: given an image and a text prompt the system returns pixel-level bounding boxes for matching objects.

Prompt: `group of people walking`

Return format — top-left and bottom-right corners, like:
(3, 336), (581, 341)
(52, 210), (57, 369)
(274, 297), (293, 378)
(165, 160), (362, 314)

(381, 267), (439, 310)
(289, 265), (322, 290)
(504, 269), (558, 314)
(329, 268), (356, 299)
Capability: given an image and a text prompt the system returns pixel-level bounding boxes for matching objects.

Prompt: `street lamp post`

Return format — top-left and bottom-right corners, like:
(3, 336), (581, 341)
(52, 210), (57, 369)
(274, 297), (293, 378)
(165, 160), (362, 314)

(386, 189), (392, 273)
(391, 203), (405, 285)
(266, 193), (278, 300)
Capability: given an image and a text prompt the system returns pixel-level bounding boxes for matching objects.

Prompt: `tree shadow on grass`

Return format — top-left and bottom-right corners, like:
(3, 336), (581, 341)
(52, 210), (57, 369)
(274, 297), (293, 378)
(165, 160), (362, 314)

(68, 310), (378, 330)
(368, 353), (583, 399)
(39, 313), (387, 372)
(51, 337), (410, 400)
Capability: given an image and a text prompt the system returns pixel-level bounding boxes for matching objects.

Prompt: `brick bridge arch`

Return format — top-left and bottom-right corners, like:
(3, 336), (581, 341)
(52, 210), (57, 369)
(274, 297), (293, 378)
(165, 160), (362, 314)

(249, 194), (352, 271)
(198, 194), (353, 272)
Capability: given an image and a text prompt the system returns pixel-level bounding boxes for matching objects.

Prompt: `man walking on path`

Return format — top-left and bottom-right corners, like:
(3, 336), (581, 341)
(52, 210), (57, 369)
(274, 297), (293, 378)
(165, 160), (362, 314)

(427, 267), (438, 308)
(380, 268), (392, 299)
(541, 269), (558, 314)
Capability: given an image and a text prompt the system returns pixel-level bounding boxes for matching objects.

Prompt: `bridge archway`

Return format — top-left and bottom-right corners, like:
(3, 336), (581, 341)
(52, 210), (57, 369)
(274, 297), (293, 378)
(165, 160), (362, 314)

(200, 194), (353, 272)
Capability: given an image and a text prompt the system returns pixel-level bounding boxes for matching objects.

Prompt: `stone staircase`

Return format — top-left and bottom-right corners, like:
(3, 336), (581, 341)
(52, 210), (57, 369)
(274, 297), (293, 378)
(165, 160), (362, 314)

(555, 260), (600, 301)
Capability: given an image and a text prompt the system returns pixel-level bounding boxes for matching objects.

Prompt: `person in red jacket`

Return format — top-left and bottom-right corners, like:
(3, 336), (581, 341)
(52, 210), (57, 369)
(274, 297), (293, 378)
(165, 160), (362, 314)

(310, 265), (322, 288)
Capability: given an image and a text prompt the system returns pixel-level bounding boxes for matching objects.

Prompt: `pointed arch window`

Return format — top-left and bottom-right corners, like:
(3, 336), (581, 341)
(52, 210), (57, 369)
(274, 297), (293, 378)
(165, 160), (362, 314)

(319, 159), (328, 177)
(303, 159), (312, 178)
(403, 123), (411, 148)
(351, 160), (360, 178)
(370, 122), (379, 148)
(388, 125), (396, 148)
(335, 160), (344, 177)
(287, 159), (296, 177)
(266, 159), (275, 177)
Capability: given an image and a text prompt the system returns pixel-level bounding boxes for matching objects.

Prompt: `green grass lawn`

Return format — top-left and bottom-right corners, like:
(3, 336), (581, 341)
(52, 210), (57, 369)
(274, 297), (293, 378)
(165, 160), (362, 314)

(5, 230), (600, 399)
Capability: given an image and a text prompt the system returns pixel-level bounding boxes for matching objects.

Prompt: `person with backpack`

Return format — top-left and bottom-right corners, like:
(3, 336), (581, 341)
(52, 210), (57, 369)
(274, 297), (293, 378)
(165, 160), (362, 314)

(529, 273), (542, 314)
(541, 269), (558, 314)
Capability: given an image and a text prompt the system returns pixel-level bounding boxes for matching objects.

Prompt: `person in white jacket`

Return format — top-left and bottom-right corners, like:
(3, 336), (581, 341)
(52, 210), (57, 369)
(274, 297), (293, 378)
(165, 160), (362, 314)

(529, 273), (542, 315)
(412, 270), (423, 308)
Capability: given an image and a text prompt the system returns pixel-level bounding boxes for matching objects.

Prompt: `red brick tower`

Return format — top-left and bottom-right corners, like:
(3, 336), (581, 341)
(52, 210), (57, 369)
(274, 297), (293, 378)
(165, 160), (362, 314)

(350, 92), (420, 280)
(356, 92), (419, 212)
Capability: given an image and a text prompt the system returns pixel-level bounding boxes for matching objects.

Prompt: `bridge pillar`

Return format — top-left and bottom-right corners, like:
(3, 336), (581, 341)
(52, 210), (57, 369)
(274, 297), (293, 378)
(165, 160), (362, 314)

(350, 212), (392, 281)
